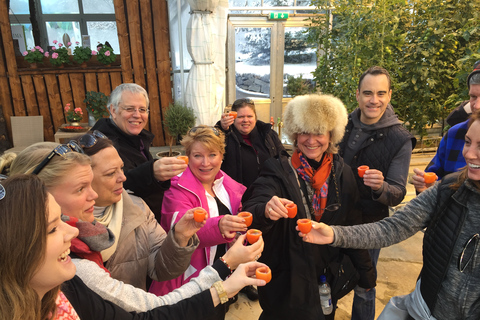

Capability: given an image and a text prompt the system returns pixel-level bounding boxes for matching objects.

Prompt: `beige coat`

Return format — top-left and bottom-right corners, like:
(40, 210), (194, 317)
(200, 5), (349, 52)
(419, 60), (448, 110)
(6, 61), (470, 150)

(104, 189), (199, 290)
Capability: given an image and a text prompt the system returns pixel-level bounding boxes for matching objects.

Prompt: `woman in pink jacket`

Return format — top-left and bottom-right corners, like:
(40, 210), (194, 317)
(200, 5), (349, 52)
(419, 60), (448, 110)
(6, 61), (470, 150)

(149, 126), (262, 310)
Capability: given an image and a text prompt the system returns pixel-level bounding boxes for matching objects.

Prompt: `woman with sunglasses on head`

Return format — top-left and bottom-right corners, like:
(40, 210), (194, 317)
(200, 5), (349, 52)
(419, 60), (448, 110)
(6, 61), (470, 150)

(8, 141), (199, 286)
(0, 174), (268, 320)
(64, 131), (263, 312)
(149, 125), (264, 318)
(300, 110), (480, 320)
(241, 94), (375, 320)
(216, 98), (285, 189)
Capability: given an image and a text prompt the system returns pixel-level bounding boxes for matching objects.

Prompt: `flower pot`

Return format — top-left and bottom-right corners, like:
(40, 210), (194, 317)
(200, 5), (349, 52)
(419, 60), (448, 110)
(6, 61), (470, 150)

(80, 62), (87, 68)
(69, 122), (80, 126)
(87, 111), (96, 127)
(156, 151), (181, 158)
(30, 63), (38, 69)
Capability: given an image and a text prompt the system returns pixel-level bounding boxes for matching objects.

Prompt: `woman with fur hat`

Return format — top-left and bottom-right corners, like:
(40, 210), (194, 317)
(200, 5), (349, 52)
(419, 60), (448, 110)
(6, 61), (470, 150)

(242, 94), (376, 320)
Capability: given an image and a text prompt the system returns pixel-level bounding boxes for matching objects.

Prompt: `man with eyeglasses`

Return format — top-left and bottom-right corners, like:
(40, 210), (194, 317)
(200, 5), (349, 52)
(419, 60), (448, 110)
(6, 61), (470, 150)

(92, 83), (187, 221)
(338, 66), (416, 320)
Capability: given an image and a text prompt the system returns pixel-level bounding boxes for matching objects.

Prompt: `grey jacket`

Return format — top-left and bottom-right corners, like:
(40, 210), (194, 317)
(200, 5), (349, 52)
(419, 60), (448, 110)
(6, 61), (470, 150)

(331, 176), (480, 319)
(103, 190), (199, 290)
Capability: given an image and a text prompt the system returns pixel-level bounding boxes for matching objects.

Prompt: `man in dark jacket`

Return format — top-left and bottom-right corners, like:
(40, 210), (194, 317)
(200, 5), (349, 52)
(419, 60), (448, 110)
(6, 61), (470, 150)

(92, 83), (187, 221)
(338, 66), (416, 320)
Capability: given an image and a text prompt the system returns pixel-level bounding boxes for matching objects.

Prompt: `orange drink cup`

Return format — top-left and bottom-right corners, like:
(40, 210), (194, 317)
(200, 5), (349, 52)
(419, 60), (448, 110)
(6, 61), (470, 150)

(423, 172), (438, 184)
(246, 229), (262, 244)
(193, 209), (206, 223)
(297, 219), (312, 234)
(285, 203), (297, 218)
(256, 266), (272, 283)
(358, 165), (369, 178)
(229, 111), (238, 119)
(177, 155), (189, 165)
(238, 211), (253, 227)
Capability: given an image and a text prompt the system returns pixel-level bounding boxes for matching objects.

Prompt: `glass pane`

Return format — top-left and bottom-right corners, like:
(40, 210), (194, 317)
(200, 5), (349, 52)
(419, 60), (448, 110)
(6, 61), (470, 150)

(87, 21), (120, 53)
(46, 21), (82, 47)
(41, 0), (79, 14)
(11, 24), (34, 53)
(235, 27), (271, 99)
(168, 0), (192, 71)
(283, 27), (316, 97)
(9, 0), (29, 14)
(264, 0), (295, 5)
(83, 0), (115, 14)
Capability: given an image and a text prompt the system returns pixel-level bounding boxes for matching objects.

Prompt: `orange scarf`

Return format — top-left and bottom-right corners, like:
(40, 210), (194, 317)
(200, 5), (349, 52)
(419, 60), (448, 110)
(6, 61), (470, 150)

(291, 150), (332, 221)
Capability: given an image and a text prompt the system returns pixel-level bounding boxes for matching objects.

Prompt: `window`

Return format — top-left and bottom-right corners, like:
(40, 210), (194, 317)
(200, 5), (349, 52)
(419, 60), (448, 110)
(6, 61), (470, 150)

(8, 0), (119, 53)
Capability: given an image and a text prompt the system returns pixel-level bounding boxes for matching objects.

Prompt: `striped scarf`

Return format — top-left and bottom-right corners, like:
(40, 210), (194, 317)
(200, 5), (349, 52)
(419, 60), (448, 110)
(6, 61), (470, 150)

(291, 150), (332, 221)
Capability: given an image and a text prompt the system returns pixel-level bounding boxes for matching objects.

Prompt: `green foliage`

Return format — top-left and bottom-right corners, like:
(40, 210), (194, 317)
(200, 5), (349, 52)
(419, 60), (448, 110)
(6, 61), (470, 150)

(50, 47), (70, 67)
(96, 46), (116, 65)
(286, 75), (316, 97)
(307, 0), (480, 137)
(84, 91), (109, 120)
(73, 46), (92, 64)
(163, 102), (196, 155)
(23, 47), (44, 64)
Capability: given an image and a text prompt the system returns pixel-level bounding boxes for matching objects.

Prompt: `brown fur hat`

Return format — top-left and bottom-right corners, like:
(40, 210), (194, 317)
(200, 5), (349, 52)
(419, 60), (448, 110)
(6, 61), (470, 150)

(283, 94), (348, 154)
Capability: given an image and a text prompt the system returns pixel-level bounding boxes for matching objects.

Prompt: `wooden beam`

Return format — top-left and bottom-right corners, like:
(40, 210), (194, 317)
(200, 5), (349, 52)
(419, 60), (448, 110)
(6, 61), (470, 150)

(125, 0), (146, 87)
(33, 75), (55, 141)
(20, 75), (40, 115)
(113, 0), (133, 83)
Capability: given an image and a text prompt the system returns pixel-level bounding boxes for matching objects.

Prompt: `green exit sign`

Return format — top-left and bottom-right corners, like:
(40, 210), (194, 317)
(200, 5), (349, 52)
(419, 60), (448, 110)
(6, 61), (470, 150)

(269, 12), (289, 20)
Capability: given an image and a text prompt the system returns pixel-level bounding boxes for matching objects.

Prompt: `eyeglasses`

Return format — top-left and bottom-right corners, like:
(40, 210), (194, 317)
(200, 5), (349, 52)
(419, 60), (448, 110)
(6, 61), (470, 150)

(32, 141), (84, 175)
(77, 130), (108, 149)
(232, 98), (255, 109)
(458, 233), (479, 272)
(188, 126), (220, 137)
(119, 106), (149, 114)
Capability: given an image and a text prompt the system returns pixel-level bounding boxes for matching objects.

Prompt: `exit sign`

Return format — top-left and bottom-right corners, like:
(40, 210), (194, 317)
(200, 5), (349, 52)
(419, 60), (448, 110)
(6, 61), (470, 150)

(269, 12), (289, 20)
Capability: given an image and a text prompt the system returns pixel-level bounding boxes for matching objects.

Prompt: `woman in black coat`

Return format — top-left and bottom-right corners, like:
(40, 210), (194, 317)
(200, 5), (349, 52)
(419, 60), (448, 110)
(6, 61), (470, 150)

(242, 94), (376, 320)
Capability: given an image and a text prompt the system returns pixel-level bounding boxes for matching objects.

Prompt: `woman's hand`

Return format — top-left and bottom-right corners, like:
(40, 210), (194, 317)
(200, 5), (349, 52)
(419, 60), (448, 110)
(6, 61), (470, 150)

(411, 168), (433, 193)
(222, 234), (264, 269)
(153, 157), (188, 182)
(219, 214), (247, 239)
(222, 261), (267, 298)
(220, 113), (235, 131)
(174, 207), (207, 246)
(297, 222), (335, 245)
(264, 196), (290, 220)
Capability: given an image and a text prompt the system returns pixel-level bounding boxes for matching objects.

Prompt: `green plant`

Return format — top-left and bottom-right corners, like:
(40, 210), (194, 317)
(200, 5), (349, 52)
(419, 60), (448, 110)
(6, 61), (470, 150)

(96, 45), (116, 65)
(64, 103), (83, 123)
(84, 91), (109, 120)
(73, 45), (92, 64)
(50, 41), (70, 67)
(23, 46), (45, 64)
(163, 102), (196, 156)
(286, 75), (315, 97)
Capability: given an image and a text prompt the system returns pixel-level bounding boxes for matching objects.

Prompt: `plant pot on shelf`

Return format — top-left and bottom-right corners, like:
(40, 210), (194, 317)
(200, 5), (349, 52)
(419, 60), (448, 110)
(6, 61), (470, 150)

(156, 151), (181, 159)
(87, 111), (96, 127)
(69, 122), (80, 127)
(30, 63), (38, 69)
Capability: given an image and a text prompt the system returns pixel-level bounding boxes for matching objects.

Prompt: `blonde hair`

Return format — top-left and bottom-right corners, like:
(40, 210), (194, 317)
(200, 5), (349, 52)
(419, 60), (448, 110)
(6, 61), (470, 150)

(0, 175), (58, 320)
(10, 142), (91, 189)
(0, 152), (17, 175)
(181, 125), (225, 156)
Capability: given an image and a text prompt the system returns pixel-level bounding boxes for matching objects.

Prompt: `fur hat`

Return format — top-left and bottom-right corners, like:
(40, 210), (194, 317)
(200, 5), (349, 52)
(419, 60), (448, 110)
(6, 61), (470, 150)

(283, 94), (348, 154)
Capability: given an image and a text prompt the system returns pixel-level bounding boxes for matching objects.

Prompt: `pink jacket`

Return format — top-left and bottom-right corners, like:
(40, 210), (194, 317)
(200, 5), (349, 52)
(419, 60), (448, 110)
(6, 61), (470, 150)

(149, 167), (246, 296)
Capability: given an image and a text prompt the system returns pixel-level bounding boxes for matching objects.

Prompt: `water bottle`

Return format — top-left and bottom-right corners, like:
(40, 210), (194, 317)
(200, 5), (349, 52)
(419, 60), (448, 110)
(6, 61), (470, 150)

(319, 275), (333, 315)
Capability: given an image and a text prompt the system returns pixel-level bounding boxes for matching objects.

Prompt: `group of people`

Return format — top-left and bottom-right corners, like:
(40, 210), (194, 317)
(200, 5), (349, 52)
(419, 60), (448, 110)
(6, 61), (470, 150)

(0, 63), (478, 320)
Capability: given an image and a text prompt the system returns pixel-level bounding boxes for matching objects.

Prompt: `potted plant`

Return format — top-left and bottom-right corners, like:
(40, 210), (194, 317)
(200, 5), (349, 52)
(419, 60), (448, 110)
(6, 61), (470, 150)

(50, 41), (70, 67)
(23, 46), (45, 68)
(84, 91), (109, 126)
(96, 44), (116, 66)
(162, 101), (196, 157)
(73, 41), (92, 67)
(64, 103), (83, 126)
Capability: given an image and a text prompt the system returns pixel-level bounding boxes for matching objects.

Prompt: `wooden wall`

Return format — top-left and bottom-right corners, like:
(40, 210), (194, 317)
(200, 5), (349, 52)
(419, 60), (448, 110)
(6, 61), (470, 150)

(0, 0), (173, 148)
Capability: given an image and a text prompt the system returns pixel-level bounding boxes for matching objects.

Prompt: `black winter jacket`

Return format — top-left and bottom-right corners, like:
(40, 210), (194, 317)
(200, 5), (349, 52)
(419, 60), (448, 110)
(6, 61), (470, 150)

(216, 120), (284, 188)
(92, 118), (169, 221)
(62, 275), (215, 319)
(242, 152), (376, 320)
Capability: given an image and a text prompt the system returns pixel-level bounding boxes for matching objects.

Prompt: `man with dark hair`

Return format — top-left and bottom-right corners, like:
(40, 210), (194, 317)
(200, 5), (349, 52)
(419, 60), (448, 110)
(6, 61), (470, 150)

(412, 62), (480, 193)
(339, 66), (416, 320)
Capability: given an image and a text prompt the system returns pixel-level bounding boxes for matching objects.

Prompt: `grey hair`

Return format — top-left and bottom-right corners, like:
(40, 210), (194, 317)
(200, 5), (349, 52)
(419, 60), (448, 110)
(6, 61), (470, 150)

(108, 83), (150, 112)
(469, 72), (480, 87)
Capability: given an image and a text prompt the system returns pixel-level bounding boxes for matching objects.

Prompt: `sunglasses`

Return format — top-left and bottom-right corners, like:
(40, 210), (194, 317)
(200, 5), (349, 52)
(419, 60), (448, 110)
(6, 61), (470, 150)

(232, 98), (255, 109)
(77, 130), (108, 149)
(188, 126), (220, 137)
(32, 141), (84, 175)
(459, 233), (479, 272)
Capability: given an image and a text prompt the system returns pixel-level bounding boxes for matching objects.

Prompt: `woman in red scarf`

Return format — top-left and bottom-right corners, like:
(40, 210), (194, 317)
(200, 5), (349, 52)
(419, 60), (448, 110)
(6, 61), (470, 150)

(242, 94), (376, 320)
